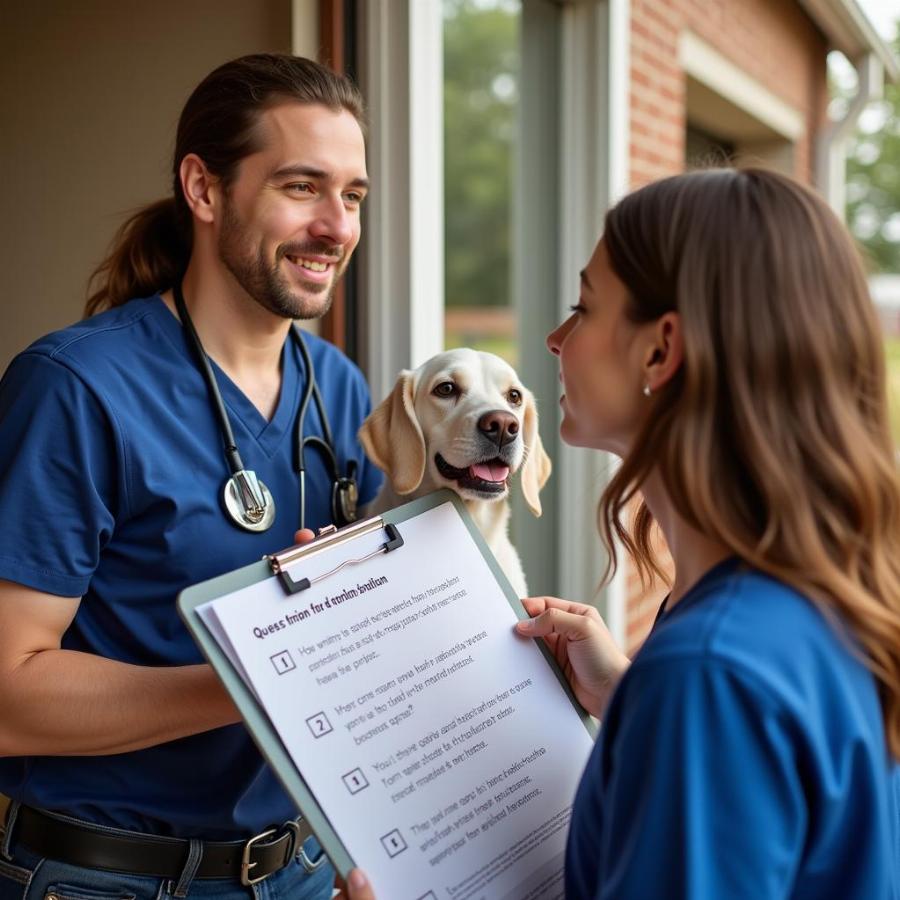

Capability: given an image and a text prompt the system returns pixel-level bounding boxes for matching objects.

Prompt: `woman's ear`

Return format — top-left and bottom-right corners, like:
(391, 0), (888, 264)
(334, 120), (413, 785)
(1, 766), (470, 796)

(644, 311), (683, 392)
(358, 371), (426, 495)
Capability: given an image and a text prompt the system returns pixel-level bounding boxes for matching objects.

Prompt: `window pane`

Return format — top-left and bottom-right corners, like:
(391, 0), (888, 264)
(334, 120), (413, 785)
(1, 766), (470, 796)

(872, 277), (900, 448)
(887, 337), (900, 447)
(443, 0), (521, 368)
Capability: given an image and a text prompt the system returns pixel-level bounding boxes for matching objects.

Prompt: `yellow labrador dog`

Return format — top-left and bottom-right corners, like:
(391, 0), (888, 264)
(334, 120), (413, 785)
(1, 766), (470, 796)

(359, 348), (552, 596)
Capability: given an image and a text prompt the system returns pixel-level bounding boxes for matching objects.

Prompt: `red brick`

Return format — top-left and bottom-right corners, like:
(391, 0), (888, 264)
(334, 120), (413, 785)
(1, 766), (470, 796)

(627, 0), (827, 192)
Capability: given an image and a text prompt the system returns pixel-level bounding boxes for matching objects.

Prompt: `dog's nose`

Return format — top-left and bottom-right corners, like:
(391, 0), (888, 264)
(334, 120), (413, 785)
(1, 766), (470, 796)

(478, 410), (519, 448)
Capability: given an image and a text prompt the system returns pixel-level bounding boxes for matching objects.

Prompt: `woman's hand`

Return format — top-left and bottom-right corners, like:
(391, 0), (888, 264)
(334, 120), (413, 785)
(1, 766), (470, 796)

(334, 869), (376, 900)
(516, 597), (630, 717)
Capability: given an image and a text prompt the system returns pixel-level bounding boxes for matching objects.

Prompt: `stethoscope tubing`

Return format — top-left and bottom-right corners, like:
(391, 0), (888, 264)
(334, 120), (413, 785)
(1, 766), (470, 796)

(172, 282), (349, 532)
(174, 282), (245, 476)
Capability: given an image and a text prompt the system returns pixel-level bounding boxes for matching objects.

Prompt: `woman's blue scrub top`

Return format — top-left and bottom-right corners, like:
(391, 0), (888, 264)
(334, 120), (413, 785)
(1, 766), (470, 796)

(566, 559), (900, 898)
(0, 296), (382, 839)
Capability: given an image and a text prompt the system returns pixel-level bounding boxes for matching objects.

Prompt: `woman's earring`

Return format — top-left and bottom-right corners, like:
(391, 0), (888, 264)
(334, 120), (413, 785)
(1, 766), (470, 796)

(643, 384), (652, 397)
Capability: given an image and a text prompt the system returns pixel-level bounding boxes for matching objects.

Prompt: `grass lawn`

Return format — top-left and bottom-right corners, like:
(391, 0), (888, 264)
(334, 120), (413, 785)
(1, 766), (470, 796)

(445, 332), (518, 368)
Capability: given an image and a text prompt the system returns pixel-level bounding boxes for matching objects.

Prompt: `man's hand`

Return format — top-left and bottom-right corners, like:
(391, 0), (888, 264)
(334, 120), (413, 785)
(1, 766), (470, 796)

(516, 597), (630, 718)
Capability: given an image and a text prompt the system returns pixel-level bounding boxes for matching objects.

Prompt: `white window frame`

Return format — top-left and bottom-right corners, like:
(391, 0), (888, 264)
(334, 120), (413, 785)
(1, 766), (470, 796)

(357, 1), (445, 402)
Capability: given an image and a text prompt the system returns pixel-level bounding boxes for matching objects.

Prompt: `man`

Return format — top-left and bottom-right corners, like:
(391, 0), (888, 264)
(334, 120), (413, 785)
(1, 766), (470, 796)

(0, 54), (381, 899)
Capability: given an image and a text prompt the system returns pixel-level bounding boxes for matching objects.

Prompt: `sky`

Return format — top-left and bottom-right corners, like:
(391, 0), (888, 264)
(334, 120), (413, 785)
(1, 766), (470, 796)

(856, 0), (899, 41)
(828, 0), (898, 95)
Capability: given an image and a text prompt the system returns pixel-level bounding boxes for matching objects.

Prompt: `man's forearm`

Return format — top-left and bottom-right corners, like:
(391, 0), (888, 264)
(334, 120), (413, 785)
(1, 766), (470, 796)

(0, 650), (240, 756)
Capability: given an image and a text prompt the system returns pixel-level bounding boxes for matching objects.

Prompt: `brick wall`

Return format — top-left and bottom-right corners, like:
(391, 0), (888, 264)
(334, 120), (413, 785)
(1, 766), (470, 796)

(623, 0), (829, 652)
(630, 0), (829, 188)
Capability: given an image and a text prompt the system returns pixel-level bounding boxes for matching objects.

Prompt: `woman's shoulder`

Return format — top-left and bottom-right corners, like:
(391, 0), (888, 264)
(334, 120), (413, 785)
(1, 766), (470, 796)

(633, 562), (881, 727)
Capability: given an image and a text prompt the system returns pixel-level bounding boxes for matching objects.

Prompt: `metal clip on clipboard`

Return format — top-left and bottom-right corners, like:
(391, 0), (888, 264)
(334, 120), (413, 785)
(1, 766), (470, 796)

(266, 517), (405, 596)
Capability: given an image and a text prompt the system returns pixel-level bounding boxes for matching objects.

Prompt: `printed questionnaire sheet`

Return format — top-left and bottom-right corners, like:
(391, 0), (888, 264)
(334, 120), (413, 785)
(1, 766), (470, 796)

(198, 501), (594, 900)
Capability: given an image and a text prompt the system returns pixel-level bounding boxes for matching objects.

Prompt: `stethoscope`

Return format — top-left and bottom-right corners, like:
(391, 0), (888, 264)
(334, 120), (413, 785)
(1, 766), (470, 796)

(174, 283), (359, 533)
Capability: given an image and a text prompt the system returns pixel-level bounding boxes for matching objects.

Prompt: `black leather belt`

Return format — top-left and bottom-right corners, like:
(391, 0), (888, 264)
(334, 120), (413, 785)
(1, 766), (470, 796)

(13, 805), (313, 886)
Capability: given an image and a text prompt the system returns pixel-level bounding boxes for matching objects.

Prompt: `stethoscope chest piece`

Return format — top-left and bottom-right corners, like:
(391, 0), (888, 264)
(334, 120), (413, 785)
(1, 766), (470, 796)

(332, 477), (359, 527)
(223, 469), (276, 533)
(174, 282), (357, 535)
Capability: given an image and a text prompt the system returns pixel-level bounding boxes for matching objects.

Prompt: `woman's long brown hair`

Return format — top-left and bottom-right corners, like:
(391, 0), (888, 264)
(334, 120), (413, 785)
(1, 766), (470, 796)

(85, 54), (365, 316)
(600, 167), (900, 759)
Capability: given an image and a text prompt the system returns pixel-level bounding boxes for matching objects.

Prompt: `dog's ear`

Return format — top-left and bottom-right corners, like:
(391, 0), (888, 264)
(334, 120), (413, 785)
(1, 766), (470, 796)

(358, 370), (426, 495)
(520, 390), (552, 517)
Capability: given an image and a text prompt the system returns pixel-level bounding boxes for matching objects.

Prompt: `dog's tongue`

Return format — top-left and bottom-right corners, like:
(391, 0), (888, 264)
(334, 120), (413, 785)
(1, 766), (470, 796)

(470, 462), (510, 483)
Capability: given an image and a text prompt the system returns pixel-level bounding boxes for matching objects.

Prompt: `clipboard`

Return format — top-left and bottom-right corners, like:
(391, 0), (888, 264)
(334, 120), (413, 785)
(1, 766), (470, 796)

(178, 488), (597, 887)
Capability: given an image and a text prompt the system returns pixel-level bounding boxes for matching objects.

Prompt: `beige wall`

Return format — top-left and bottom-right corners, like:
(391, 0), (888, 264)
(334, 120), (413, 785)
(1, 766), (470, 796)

(0, 0), (318, 372)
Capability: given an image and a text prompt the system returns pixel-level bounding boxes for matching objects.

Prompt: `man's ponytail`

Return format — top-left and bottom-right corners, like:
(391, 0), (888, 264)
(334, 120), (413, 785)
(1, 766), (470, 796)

(85, 198), (190, 316)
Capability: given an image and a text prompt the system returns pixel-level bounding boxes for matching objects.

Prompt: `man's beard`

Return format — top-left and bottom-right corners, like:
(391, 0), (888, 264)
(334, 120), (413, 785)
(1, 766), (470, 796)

(217, 199), (345, 320)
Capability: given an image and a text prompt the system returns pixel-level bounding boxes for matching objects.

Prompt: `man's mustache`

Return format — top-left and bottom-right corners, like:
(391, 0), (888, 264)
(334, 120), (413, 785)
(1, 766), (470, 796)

(279, 243), (344, 263)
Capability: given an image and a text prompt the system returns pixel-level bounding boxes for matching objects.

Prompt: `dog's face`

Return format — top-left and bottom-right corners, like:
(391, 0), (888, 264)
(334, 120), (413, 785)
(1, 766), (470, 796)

(359, 349), (552, 515)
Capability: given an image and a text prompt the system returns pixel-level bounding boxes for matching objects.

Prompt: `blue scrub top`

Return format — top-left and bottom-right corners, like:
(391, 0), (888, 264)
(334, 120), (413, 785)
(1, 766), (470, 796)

(0, 296), (382, 839)
(566, 558), (900, 899)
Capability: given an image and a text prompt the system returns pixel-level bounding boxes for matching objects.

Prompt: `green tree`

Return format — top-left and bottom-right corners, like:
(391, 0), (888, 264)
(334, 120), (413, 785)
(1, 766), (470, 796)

(845, 25), (900, 273)
(443, 0), (519, 308)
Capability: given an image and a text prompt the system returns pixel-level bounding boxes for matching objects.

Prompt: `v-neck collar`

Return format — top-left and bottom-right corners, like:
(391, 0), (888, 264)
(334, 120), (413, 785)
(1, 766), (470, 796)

(151, 295), (302, 458)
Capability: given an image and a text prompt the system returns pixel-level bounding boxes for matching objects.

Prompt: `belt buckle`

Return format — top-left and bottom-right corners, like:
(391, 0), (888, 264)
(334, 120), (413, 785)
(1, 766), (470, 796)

(240, 827), (278, 887)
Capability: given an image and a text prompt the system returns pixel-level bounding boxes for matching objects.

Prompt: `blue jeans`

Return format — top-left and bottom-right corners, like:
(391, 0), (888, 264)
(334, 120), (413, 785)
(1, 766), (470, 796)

(0, 805), (334, 900)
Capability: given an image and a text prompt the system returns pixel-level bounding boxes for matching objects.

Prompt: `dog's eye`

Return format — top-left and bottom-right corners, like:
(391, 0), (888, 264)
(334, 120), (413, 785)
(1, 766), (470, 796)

(433, 381), (458, 398)
(507, 389), (523, 406)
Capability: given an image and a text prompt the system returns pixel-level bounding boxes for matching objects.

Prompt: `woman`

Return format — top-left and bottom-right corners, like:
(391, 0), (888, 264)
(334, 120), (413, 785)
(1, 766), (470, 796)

(341, 168), (900, 898)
